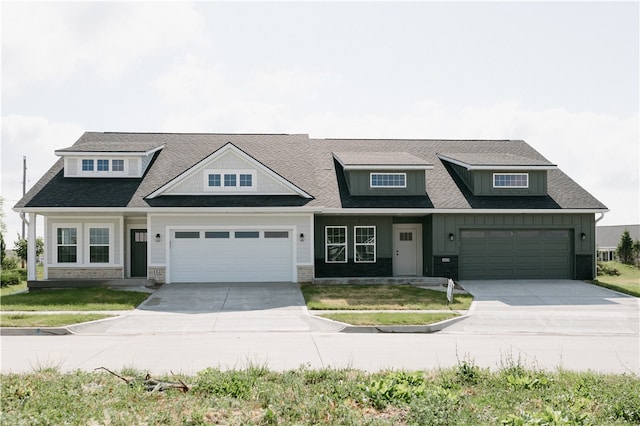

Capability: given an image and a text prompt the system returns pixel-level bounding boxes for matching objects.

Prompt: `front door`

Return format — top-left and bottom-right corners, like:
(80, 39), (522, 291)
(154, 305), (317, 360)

(393, 225), (421, 276)
(130, 229), (148, 278)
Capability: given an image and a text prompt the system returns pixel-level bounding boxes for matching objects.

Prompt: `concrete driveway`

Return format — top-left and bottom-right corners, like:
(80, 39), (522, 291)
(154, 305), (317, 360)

(69, 282), (342, 335)
(443, 280), (639, 335)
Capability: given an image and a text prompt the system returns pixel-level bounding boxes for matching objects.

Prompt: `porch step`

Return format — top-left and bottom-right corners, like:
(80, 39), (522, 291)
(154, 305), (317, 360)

(312, 277), (450, 286)
(28, 278), (157, 290)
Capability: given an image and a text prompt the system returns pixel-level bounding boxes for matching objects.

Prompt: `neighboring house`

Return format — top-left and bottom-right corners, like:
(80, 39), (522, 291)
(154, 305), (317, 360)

(596, 224), (640, 262)
(14, 132), (607, 285)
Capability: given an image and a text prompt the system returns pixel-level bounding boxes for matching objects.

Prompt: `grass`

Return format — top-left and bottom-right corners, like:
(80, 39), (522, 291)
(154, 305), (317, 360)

(0, 281), (28, 296)
(593, 261), (640, 297)
(301, 284), (472, 311)
(319, 312), (458, 326)
(0, 287), (150, 311)
(1, 362), (638, 425)
(0, 313), (112, 327)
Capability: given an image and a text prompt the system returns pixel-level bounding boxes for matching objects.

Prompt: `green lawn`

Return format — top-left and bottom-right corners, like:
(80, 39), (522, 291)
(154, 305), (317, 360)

(1, 365), (638, 425)
(301, 284), (472, 311)
(0, 313), (112, 327)
(0, 281), (28, 297)
(319, 311), (458, 326)
(593, 261), (640, 297)
(0, 287), (150, 311)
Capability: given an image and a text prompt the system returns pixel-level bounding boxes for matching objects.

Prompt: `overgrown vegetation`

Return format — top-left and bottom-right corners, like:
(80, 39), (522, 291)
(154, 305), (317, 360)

(301, 284), (472, 311)
(0, 287), (150, 311)
(594, 261), (640, 297)
(2, 362), (638, 425)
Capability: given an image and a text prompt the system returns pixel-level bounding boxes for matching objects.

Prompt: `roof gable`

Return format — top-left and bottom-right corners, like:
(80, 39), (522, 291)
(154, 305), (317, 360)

(146, 143), (313, 199)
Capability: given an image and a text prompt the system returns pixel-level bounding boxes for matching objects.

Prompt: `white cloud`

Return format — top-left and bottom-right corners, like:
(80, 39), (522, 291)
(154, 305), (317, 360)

(1, 115), (84, 241)
(2, 2), (206, 91)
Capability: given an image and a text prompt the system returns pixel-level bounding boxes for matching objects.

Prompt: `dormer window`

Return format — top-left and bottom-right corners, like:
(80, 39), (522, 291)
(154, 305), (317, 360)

(97, 159), (109, 171)
(370, 173), (407, 188)
(205, 169), (256, 192)
(493, 173), (529, 188)
(82, 159), (94, 171)
(112, 159), (124, 172)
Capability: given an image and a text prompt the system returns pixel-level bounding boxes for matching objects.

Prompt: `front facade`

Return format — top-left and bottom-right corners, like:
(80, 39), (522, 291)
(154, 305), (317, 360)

(15, 132), (607, 285)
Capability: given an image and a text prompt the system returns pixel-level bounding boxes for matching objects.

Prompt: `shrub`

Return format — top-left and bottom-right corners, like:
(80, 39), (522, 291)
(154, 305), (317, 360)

(596, 262), (620, 276)
(1, 270), (25, 287)
(1, 256), (19, 271)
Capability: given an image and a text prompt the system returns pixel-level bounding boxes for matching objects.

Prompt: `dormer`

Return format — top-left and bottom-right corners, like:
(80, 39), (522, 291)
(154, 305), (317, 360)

(333, 152), (433, 196)
(55, 143), (163, 178)
(437, 153), (557, 196)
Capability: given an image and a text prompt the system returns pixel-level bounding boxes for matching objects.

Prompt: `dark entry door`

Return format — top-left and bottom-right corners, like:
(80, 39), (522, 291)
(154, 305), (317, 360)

(130, 229), (148, 277)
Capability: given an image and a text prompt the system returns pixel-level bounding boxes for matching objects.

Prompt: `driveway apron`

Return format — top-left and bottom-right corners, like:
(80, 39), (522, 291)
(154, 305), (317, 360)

(69, 282), (342, 335)
(443, 280), (639, 335)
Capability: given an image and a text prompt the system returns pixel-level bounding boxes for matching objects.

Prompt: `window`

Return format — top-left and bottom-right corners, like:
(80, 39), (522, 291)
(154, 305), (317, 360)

(399, 232), (413, 241)
(112, 159), (124, 172)
(89, 227), (110, 263)
(175, 231), (200, 239)
(97, 159), (109, 171)
(57, 227), (78, 263)
(265, 231), (289, 238)
(208, 174), (221, 187)
(205, 231), (229, 238)
(493, 173), (529, 188)
(235, 231), (259, 238)
(224, 174), (237, 187)
(354, 226), (376, 263)
(82, 159), (94, 171)
(239, 174), (253, 187)
(370, 173), (406, 188)
(325, 226), (347, 263)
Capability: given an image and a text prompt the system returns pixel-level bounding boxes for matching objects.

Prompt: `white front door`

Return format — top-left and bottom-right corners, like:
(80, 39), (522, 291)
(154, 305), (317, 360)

(393, 225), (422, 276)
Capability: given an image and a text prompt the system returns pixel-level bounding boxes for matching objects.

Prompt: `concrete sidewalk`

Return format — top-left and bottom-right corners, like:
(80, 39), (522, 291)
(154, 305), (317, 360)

(442, 280), (640, 335)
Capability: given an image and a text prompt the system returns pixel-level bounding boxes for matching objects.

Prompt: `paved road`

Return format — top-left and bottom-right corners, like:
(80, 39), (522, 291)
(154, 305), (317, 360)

(1, 280), (638, 375)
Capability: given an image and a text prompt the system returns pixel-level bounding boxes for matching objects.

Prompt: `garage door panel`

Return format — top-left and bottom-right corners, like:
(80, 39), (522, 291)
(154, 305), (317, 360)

(460, 228), (572, 279)
(170, 230), (293, 283)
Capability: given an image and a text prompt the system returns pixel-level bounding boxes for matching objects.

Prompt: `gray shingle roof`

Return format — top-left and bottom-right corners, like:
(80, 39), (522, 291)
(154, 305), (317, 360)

(333, 151), (432, 167)
(15, 132), (607, 211)
(597, 225), (640, 248)
(438, 152), (556, 168)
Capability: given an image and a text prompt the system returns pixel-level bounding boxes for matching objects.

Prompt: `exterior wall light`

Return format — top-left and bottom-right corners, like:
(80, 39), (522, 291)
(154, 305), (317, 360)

(299, 233), (305, 242)
(155, 233), (161, 242)
(449, 233), (455, 241)
(580, 232), (586, 241)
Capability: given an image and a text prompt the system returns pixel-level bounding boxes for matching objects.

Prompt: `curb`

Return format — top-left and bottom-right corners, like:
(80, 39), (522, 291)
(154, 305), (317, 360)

(340, 313), (470, 334)
(1, 327), (71, 336)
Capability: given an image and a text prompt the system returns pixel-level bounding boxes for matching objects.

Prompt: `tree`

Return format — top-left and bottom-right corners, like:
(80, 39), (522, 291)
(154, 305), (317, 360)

(0, 232), (5, 265)
(0, 197), (6, 265)
(14, 235), (44, 265)
(616, 230), (635, 264)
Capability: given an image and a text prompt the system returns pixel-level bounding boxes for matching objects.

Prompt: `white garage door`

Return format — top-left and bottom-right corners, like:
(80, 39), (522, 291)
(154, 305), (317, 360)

(170, 230), (293, 282)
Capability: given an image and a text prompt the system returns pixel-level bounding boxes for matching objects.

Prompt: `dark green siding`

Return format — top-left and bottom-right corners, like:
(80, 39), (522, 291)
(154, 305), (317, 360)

(344, 170), (426, 196)
(450, 164), (547, 196)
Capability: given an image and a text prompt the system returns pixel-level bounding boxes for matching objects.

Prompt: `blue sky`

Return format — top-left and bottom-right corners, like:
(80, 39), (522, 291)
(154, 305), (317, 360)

(2, 1), (638, 241)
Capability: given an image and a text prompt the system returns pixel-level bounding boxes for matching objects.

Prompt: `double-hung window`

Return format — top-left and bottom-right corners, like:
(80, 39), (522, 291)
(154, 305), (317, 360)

(89, 227), (110, 263)
(56, 227), (78, 263)
(354, 226), (376, 263)
(493, 173), (529, 188)
(325, 226), (347, 263)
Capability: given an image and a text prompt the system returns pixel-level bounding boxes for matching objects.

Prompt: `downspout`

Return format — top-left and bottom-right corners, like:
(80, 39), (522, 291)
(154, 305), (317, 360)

(594, 212), (606, 276)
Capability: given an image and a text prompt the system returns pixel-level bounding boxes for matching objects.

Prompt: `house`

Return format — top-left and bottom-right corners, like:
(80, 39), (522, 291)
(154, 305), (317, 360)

(596, 224), (640, 262)
(14, 132), (607, 286)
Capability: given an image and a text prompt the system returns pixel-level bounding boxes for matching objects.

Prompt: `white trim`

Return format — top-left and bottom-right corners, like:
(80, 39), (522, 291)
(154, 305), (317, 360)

(392, 223), (423, 276)
(493, 172), (529, 188)
(354, 225), (376, 263)
(332, 153), (433, 171)
(85, 224), (115, 265)
(51, 223), (81, 266)
(147, 143), (313, 199)
(437, 154), (557, 171)
(325, 225), (348, 263)
(55, 145), (164, 157)
(370, 172), (407, 188)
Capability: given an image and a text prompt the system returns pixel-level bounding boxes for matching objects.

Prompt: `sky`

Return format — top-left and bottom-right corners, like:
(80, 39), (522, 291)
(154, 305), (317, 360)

(1, 1), (639, 244)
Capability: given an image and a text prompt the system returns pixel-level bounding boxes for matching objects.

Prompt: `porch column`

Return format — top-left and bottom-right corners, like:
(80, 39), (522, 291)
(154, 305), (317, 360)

(27, 212), (37, 281)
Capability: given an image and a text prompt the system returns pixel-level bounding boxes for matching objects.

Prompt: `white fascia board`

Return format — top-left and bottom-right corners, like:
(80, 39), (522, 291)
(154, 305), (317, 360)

(147, 143), (313, 199)
(436, 154), (557, 171)
(54, 145), (164, 157)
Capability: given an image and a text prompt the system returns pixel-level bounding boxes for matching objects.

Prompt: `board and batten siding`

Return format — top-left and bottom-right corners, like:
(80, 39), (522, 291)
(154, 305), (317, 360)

(148, 214), (313, 265)
(449, 164), (547, 196)
(344, 170), (426, 196)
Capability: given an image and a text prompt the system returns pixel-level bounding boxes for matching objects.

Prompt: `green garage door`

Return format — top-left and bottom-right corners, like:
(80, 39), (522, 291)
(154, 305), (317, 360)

(460, 229), (572, 279)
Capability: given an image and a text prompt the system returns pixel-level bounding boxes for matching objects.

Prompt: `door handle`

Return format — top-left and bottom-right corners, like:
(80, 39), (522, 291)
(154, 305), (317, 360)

(396, 250), (399, 256)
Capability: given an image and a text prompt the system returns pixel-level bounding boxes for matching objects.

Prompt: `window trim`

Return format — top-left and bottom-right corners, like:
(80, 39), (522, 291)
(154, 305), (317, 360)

(370, 173), (407, 188)
(204, 169), (257, 192)
(54, 224), (80, 265)
(354, 226), (376, 263)
(325, 226), (348, 263)
(86, 224), (114, 265)
(493, 173), (529, 188)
